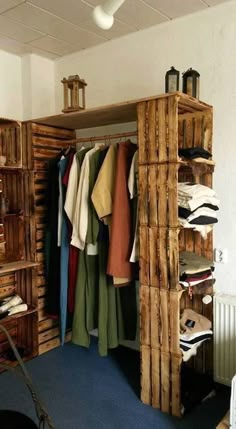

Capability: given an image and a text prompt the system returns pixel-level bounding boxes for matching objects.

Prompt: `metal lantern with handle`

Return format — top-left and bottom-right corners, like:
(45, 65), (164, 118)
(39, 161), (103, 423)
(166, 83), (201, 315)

(182, 68), (200, 99)
(165, 66), (180, 93)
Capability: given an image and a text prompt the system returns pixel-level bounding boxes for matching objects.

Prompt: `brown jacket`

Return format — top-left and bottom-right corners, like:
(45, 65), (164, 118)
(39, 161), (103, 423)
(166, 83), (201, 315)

(107, 141), (136, 282)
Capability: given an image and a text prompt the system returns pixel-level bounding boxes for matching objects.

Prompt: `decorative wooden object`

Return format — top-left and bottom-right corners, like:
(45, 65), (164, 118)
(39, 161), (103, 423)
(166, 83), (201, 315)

(26, 91), (213, 414)
(61, 75), (87, 113)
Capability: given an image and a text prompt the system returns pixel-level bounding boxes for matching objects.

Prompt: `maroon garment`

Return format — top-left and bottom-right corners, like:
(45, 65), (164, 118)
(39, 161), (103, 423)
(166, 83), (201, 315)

(62, 152), (79, 313)
(107, 141), (136, 283)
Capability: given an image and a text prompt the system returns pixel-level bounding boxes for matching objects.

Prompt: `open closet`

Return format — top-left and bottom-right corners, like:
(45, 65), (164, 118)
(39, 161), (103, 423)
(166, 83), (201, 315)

(0, 91), (214, 417)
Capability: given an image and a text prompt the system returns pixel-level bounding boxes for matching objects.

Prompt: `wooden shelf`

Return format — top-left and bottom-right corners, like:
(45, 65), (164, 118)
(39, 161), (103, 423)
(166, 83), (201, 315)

(179, 159), (215, 174)
(0, 261), (38, 274)
(31, 92), (212, 130)
(2, 212), (23, 218)
(0, 166), (22, 171)
(0, 305), (37, 324)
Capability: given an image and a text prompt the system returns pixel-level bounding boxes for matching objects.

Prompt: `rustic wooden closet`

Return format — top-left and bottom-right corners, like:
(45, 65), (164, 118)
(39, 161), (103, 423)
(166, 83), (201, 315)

(0, 92), (213, 417)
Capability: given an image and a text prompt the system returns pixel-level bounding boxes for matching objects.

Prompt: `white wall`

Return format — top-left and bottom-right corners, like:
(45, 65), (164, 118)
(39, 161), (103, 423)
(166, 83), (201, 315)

(22, 54), (55, 120)
(0, 50), (22, 120)
(54, 0), (236, 295)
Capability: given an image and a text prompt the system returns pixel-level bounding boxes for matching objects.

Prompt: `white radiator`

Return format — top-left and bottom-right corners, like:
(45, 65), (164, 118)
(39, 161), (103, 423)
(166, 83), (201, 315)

(214, 294), (236, 386)
(231, 375), (236, 429)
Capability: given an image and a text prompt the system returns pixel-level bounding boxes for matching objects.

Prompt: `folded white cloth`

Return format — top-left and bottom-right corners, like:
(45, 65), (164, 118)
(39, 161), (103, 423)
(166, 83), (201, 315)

(180, 330), (213, 342)
(179, 218), (213, 238)
(8, 303), (28, 316)
(0, 295), (23, 314)
(178, 183), (217, 199)
(186, 207), (218, 223)
(178, 195), (220, 212)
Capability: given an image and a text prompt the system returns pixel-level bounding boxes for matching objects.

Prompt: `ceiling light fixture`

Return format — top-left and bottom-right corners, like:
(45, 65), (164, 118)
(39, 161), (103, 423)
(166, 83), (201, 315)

(93, 0), (126, 30)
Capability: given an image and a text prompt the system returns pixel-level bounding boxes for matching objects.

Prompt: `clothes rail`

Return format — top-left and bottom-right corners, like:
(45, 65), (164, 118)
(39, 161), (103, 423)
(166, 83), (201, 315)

(66, 130), (138, 145)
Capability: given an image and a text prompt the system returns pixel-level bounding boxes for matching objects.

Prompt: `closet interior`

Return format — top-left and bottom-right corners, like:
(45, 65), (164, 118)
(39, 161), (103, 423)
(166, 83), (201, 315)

(0, 91), (215, 417)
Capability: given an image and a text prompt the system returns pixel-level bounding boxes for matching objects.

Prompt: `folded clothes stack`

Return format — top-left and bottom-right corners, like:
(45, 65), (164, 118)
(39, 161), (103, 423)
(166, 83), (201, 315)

(0, 294), (28, 319)
(178, 182), (219, 238)
(178, 146), (215, 165)
(179, 251), (214, 290)
(180, 309), (213, 362)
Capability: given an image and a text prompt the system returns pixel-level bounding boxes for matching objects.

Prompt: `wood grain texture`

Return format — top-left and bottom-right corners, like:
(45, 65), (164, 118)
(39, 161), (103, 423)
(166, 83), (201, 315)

(140, 345), (151, 405)
(137, 102), (147, 164)
(168, 96), (178, 162)
(140, 285), (150, 346)
(147, 100), (157, 163)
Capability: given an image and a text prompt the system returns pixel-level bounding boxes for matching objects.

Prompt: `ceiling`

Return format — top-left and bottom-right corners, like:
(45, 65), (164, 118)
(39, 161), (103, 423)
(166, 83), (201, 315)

(0, 0), (231, 59)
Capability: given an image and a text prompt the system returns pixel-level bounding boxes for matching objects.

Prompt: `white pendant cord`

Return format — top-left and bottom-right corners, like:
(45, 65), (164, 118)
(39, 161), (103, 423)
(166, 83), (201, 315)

(101, 0), (126, 16)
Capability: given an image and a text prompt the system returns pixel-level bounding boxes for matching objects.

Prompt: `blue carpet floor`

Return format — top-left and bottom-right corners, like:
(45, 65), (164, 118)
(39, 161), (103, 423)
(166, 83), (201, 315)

(0, 341), (230, 429)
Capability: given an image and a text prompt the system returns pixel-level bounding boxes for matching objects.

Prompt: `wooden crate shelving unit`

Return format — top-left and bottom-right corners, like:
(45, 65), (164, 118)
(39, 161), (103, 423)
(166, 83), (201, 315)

(137, 94), (213, 416)
(27, 92), (213, 414)
(22, 122), (75, 355)
(0, 121), (39, 363)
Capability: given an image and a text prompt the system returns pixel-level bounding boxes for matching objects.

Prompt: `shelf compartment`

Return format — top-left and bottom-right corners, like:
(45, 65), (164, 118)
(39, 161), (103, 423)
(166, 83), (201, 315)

(0, 305), (37, 324)
(0, 125), (22, 168)
(0, 166), (22, 171)
(179, 159), (215, 175)
(0, 261), (38, 274)
(3, 216), (25, 262)
(0, 310), (38, 369)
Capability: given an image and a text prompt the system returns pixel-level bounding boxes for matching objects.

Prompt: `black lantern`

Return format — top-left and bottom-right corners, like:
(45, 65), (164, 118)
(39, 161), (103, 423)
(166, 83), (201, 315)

(165, 66), (180, 93)
(182, 68), (200, 99)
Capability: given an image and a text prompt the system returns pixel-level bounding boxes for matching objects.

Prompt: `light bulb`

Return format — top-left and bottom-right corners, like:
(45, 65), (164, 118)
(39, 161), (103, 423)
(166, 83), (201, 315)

(93, 0), (126, 30)
(93, 5), (114, 30)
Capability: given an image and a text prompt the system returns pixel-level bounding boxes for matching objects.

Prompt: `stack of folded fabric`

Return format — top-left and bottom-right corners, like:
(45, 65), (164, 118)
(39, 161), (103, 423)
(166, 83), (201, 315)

(178, 182), (219, 238)
(180, 309), (213, 362)
(179, 251), (214, 290)
(0, 294), (27, 319)
(178, 146), (215, 166)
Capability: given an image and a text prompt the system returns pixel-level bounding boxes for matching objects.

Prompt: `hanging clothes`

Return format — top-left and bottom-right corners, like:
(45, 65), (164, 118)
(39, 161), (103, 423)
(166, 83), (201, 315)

(92, 142), (137, 341)
(91, 144), (117, 226)
(71, 147), (99, 250)
(128, 151), (139, 263)
(65, 148), (90, 313)
(45, 156), (61, 317)
(107, 141), (137, 282)
(72, 147), (122, 356)
(96, 148), (120, 355)
(58, 153), (74, 344)
(72, 148), (101, 349)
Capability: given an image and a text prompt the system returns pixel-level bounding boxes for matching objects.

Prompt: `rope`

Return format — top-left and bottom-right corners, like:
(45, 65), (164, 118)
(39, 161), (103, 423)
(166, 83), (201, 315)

(0, 323), (55, 429)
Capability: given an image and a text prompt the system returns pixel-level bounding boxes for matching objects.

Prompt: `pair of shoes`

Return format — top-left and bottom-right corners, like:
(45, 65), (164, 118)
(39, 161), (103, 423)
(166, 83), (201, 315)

(0, 295), (23, 314)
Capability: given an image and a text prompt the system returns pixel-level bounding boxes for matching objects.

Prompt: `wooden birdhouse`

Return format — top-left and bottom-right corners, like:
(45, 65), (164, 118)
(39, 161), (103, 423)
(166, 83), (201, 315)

(61, 75), (87, 113)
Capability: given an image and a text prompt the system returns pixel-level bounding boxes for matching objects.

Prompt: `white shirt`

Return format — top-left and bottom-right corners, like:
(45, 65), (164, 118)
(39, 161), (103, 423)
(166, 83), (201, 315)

(64, 152), (80, 224)
(128, 151), (139, 263)
(71, 147), (98, 250)
(128, 151), (137, 199)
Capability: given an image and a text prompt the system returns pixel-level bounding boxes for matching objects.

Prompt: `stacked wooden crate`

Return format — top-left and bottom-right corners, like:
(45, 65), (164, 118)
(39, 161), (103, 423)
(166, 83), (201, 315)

(138, 93), (213, 416)
(0, 121), (38, 362)
(22, 122), (75, 355)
